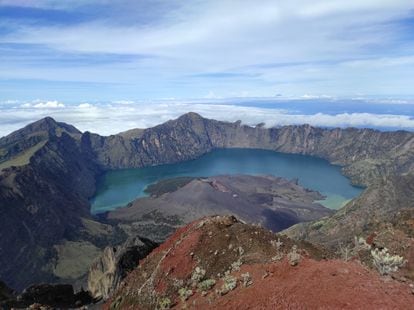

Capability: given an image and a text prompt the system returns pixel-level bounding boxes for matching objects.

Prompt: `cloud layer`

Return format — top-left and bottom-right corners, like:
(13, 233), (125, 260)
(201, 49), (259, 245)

(1, 100), (413, 138)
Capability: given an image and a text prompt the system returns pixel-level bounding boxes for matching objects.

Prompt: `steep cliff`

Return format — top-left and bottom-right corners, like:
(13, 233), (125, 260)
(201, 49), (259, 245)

(87, 236), (157, 300)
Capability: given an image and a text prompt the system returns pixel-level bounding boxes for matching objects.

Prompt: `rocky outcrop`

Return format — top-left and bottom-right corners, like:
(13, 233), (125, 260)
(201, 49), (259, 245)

(88, 236), (157, 300)
(106, 216), (414, 310)
(1, 283), (92, 309)
(0, 281), (15, 303)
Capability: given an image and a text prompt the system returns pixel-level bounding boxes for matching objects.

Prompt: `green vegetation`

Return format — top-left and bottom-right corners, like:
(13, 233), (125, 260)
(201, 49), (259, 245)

(53, 241), (101, 279)
(217, 275), (237, 295)
(80, 218), (113, 236)
(197, 279), (216, 291)
(144, 177), (197, 197)
(0, 141), (47, 170)
(191, 266), (206, 283)
(178, 288), (193, 301)
(141, 210), (184, 226)
(371, 248), (406, 276)
(157, 297), (171, 309)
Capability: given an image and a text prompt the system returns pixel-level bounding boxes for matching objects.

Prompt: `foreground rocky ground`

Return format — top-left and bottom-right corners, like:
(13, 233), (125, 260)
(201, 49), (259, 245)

(106, 216), (414, 309)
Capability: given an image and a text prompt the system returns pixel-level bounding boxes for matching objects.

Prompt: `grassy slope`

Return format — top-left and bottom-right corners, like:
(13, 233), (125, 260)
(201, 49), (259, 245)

(0, 141), (47, 170)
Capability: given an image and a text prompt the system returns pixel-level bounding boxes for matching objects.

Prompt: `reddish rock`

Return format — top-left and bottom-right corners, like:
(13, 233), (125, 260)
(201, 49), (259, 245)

(106, 216), (414, 309)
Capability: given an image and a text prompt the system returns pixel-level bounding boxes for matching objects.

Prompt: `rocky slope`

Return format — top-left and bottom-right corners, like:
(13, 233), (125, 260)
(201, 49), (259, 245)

(106, 216), (414, 309)
(107, 175), (332, 242)
(1, 112), (414, 291)
(285, 172), (414, 280)
(285, 173), (414, 246)
(88, 236), (157, 300)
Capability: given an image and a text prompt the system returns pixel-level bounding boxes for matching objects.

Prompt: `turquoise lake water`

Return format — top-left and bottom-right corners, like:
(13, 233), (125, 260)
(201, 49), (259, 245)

(90, 148), (363, 214)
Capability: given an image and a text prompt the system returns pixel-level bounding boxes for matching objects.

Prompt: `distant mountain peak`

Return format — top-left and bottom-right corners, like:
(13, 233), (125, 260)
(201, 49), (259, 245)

(0, 117), (82, 163)
(2, 117), (81, 141)
(28, 117), (80, 134)
(178, 112), (204, 121)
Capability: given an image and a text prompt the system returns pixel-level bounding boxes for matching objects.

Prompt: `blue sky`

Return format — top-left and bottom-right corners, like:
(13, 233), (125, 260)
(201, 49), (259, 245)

(0, 0), (413, 136)
(1, 0), (414, 100)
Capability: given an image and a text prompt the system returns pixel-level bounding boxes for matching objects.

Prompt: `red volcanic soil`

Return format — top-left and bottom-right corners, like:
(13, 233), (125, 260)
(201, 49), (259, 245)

(106, 216), (414, 310)
(191, 259), (413, 309)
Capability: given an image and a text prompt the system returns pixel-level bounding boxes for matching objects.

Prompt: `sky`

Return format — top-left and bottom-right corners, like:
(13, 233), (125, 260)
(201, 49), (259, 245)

(0, 0), (413, 136)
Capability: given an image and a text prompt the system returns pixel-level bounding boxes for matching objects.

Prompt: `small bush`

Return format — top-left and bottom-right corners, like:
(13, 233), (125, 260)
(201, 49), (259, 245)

(178, 288), (193, 301)
(241, 273), (252, 287)
(287, 245), (301, 266)
(230, 259), (242, 272)
(371, 248), (406, 276)
(270, 238), (283, 250)
(198, 279), (216, 291)
(157, 297), (171, 309)
(191, 266), (206, 283)
(217, 275), (237, 295)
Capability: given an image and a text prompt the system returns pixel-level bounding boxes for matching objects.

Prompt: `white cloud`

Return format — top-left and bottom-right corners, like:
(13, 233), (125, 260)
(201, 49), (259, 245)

(77, 103), (93, 108)
(301, 94), (333, 99)
(112, 100), (135, 105)
(0, 101), (413, 138)
(33, 100), (65, 109)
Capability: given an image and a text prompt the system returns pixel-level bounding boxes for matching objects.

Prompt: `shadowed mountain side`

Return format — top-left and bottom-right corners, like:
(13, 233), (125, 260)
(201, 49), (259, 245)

(0, 131), (124, 290)
(106, 175), (333, 242)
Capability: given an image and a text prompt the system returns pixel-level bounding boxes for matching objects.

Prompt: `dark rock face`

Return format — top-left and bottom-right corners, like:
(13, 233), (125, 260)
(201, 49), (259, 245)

(0, 281), (15, 303)
(0, 120), (114, 291)
(87, 236), (158, 300)
(19, 284), (75, 306)
(1, 112), (414, 291)
(0, 133), (102, 290)
(1, 283), (92, 308)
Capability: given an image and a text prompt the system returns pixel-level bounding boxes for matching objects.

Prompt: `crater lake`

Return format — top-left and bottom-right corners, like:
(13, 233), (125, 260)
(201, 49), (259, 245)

(91, 148), (363, 214)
